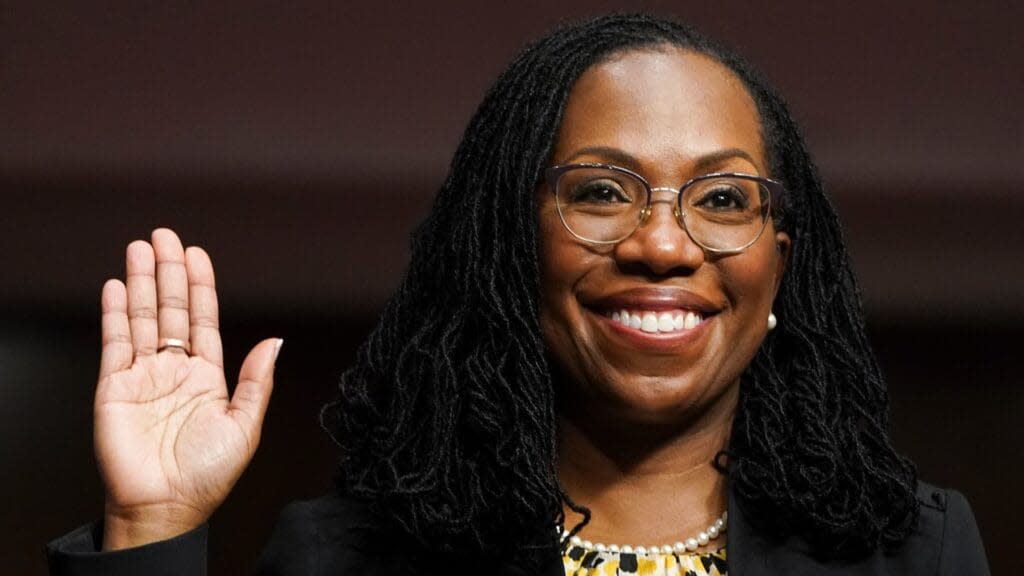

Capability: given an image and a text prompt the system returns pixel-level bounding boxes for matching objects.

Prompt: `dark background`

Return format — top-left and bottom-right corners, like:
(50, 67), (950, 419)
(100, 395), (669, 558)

(3, 1), (1021, 573)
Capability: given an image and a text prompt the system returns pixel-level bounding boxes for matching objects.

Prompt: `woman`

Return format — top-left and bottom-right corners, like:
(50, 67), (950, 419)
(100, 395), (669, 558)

(47, 13), (988, 575)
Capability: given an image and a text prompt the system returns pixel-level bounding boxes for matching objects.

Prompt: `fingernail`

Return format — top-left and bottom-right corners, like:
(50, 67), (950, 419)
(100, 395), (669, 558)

(274, 338), (284, 360)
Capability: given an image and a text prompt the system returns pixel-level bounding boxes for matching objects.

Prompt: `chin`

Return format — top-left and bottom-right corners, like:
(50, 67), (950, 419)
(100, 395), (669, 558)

(591, 370), (737, 429)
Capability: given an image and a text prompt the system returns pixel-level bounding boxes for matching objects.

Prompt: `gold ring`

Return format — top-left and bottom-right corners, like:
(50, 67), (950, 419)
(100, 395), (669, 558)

(157, 338), (191, 354)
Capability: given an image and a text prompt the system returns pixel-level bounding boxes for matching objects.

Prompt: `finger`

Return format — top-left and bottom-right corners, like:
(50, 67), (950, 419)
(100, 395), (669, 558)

(185, 246), (223, 368)
(229, 338), (283, 446)
(151, 228), (191, 352)
(99, 279), (133, 381)
(125, 240), (158, 356)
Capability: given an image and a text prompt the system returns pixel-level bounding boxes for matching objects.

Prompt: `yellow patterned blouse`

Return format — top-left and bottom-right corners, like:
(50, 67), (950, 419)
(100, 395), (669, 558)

(562, 544), (728, 576)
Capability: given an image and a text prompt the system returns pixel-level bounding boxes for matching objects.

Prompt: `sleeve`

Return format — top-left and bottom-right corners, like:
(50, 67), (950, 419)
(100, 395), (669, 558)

(46, 521), (208, 576)
(252, 500), (319, 575)
(47, 496), (361, 576)
(938, 489), (990, 576)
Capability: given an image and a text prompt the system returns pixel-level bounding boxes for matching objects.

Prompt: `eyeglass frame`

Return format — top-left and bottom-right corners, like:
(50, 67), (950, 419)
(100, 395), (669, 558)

(543, 162), (787, 255)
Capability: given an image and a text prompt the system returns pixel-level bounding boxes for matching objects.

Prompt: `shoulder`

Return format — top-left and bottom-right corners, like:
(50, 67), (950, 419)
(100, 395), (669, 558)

(269, 492), (373, 540)
(906, 481), (989, 575)
(252, 494), (557, 576)
(254, 493), (412, 576)
(732, 480), (990, 575)
(817, 481), (990, 575)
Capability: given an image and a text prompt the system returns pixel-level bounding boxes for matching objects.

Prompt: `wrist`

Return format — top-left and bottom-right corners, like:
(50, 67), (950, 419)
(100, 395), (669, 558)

(102, 502), (206, 551)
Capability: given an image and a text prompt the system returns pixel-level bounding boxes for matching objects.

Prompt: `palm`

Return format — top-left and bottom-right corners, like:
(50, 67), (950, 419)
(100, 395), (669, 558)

(97, 355), (243, 514)
(95, 229), (279, 545)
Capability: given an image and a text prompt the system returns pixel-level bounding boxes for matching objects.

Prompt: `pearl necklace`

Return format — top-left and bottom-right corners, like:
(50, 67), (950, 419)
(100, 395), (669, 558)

(559, 511), (727, 556)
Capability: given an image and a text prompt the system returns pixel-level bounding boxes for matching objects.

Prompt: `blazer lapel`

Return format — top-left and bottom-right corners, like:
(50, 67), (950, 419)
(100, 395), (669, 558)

(489, 486), (865, 576)
(726, 488), (883, 576)
(726, 488), (818, 576)
(726, 486), (760, 576)
(487, 547), (563, 576)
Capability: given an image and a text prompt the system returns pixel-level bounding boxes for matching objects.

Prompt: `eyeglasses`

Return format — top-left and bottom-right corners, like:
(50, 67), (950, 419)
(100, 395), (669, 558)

(544, 163), (785, 255)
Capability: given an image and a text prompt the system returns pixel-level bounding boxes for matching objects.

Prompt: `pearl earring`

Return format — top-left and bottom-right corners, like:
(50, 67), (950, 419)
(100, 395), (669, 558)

(767, 312), (777, 331)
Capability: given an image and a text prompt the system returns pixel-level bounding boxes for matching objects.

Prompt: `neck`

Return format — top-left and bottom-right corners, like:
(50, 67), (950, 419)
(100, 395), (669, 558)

(557, 402), (733, 548)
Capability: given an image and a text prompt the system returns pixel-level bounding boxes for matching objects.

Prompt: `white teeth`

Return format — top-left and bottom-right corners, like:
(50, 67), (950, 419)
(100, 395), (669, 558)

(673, 314), (686, 330)
(641, 313), (659, 333)
(609, 309), (703, 333)
(657, 312), (674, 332)
(684, 312), (699, 329)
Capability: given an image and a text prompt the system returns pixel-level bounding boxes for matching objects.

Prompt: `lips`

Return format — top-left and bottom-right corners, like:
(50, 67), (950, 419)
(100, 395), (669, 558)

(585, 286), (719, 313)
(582, 286), (721, 339)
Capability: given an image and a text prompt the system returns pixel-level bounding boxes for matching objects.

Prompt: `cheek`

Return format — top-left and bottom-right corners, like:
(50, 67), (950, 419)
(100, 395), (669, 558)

(536, 208), (596, 369)
(718, 242), (781, 326)
(537, 210), (570, 324)
(538, 238), (585, 329)
(537, 200), (587, 305)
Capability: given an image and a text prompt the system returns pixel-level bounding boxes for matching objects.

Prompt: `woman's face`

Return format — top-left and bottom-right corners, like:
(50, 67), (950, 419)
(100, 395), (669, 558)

(539, 47), (790, 428)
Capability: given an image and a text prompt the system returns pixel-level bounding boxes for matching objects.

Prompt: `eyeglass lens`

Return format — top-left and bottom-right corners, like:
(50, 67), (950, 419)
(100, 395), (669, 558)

(554, 167), (769, 251)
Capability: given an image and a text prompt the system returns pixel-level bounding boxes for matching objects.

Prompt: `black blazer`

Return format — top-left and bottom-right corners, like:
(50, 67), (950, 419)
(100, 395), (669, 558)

(47, 481), (990, 575)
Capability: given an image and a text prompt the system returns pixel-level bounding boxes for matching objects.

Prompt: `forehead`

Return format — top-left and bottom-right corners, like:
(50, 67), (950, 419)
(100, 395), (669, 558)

(552, 47), (766, 176)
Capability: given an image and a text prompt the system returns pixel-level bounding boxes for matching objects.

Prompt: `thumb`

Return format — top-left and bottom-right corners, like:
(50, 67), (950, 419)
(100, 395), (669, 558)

(230, 337), (283, 444)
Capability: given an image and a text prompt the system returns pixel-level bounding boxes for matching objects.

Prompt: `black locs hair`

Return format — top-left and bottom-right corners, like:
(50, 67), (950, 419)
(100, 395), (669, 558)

(322, 13), (918, 564)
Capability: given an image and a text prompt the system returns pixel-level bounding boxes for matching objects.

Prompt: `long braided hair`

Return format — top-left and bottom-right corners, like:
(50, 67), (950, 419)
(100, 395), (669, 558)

(321, 12), (918, 564)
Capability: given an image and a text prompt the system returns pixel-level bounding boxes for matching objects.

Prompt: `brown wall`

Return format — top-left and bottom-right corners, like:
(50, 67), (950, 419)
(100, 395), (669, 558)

(3, 2), (1021, 573)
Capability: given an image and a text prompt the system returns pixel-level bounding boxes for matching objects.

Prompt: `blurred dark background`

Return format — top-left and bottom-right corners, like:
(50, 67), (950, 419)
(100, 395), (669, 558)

(3, 1), (1021, 573)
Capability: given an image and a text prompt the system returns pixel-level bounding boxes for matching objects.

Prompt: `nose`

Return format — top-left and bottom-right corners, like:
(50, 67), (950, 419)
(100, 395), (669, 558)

(614, 191), (705, 276)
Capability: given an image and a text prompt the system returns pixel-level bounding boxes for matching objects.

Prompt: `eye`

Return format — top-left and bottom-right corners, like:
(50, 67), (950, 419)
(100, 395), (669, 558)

(569, 179), (633, 204)
(692, 184), (749, 212)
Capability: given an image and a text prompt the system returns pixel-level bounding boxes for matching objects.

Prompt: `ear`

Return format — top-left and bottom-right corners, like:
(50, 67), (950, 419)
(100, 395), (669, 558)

(771, 230), (791, 300)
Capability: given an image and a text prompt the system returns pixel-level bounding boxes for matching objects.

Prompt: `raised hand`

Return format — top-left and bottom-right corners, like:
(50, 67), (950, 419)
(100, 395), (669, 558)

(94, 228), (281, 550)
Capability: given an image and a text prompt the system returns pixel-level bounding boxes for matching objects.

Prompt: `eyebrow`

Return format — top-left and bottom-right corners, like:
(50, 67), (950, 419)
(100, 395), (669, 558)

(561, 146), (761, 174)
(563, 146), (639, 167)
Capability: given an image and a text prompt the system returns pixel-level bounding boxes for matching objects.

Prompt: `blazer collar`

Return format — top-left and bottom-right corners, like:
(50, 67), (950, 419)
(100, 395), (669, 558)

(516, 485), (797, 576)
(493, 486), (901, 576)
(510, 485), (756, 576)
(724, 487), (861, 576)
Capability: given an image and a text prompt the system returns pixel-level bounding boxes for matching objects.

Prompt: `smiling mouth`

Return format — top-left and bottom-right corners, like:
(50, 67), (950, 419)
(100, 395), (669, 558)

(605, 308), (705, 334)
